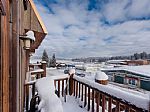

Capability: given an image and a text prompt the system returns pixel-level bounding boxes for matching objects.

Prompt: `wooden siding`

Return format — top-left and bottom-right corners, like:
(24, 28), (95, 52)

(0, 0), (47, 112)
(24, 0), (47, 34)
(0, 0), (10, 112)
(0, 0), (6, 15)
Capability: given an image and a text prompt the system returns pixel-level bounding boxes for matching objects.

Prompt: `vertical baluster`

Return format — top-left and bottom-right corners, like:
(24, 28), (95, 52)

(88, 87), (90, 111)
(108, 97), (112, 112)
(96, 91), (100, 112)
(92, 89), (94, 112)
(26, 85), (29, 111)
(116, 101), (120, 112)
(62, 80), (64, 97)
(102, 94), (106, 112)
(65, 79), (68, 95)
(81, 84), (83, 101)
(79, 82), (81, 98)
(58, 80), (60, 97)
(76, 81), (78, 98)
(84, 85), (87, 107)
(54, 80), (56, 87)
(125, 106), (131, 112)
(32, 83), (35, 97)
(74, 80), (76, 96)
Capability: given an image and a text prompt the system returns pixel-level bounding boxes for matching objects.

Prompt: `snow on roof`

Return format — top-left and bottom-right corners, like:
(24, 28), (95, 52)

(104, 65), (150, 77)
(107, 60), (128, 63)
(95, 71), (108, 80)
(74, 75), (149, 110)
(122, 65), (150, 77)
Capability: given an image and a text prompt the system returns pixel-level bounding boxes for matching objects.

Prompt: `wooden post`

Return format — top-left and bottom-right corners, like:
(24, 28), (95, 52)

(69, 74), (74, 95)
(41, 61), (46, 77)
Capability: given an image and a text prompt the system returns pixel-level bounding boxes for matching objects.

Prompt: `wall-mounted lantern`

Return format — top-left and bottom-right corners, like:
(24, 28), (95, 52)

(19, 30), (35, 50)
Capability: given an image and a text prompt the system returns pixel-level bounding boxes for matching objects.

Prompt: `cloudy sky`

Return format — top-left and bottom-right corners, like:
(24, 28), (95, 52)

(34, 0), (150, 58)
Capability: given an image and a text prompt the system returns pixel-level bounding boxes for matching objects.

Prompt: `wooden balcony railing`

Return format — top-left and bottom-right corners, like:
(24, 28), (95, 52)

(24, 63), (69, 112)
(24, 66), (149, 112)
(24, 81), (36, 111)
(71, 75), (149, 112)
(24, 62), (47, 111)
(29, 61), (46, 77)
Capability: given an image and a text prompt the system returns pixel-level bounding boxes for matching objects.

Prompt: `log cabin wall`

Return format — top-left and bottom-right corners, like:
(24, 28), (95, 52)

(0, 0), (10, 112)
(0, 0), (47, 111)
(18, 0), (47, 111)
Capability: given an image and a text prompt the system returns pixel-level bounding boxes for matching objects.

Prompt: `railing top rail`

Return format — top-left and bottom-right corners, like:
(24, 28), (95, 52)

(30, 69), (44, 75)
(73, 75), (149, 111)
(29, 63), (42, 66)
(50, 74), (69, 80)
(25, 80), (36, 86)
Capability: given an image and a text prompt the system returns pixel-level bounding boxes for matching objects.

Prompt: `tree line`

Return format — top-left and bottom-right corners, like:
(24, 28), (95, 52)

(72, 52), (150, 63)
(42, 49), (56, 67)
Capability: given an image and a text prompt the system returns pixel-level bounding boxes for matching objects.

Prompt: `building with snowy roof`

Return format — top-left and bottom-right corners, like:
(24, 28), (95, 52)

(102, 65), (150, 91)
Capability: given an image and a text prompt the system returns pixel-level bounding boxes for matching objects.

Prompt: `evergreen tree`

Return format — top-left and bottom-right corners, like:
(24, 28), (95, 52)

(42, 49), (49, 66)
(49, 53), (56, 67)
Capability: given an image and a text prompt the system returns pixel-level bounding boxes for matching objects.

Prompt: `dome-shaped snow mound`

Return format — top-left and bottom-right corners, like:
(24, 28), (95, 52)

(69, 68), (75, 75)
(95, 71), (108, 80)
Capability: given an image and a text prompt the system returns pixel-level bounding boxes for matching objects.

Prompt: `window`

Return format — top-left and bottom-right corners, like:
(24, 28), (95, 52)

(127, 78), (138, 86)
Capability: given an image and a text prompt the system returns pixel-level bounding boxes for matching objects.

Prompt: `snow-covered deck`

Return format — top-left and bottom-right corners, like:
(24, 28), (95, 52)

(24, 67), (150, 112)
(62, 96), (87, 112)
(47, 69), (149, 109)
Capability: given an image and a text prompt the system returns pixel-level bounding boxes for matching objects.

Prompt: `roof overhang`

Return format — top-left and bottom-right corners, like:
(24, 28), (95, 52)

(28, 0), (48, 34)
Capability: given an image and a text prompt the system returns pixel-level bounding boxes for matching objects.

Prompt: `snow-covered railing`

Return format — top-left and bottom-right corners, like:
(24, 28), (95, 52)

(24, 80), (36, 111)
(70, 75), (149, 112)
(29, 61), (47, 77)
(53, 75), (69, 97)
(24, 75), (68, 111)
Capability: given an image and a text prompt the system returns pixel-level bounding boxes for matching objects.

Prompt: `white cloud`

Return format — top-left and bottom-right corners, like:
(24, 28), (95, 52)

(34, 0), (150, 58)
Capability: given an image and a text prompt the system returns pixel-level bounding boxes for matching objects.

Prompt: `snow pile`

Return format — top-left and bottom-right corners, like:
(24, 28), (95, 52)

(74, 75), (149, 110)
(95, 71), (108, 80)
(69, 68), (76, 75)
(35, 77), (63, 112)
(41, 61), (47, 64)
(26, 30), (35, 41)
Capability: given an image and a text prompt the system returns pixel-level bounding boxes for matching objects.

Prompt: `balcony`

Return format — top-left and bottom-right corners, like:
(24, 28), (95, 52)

(24, 63), (149, 112)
